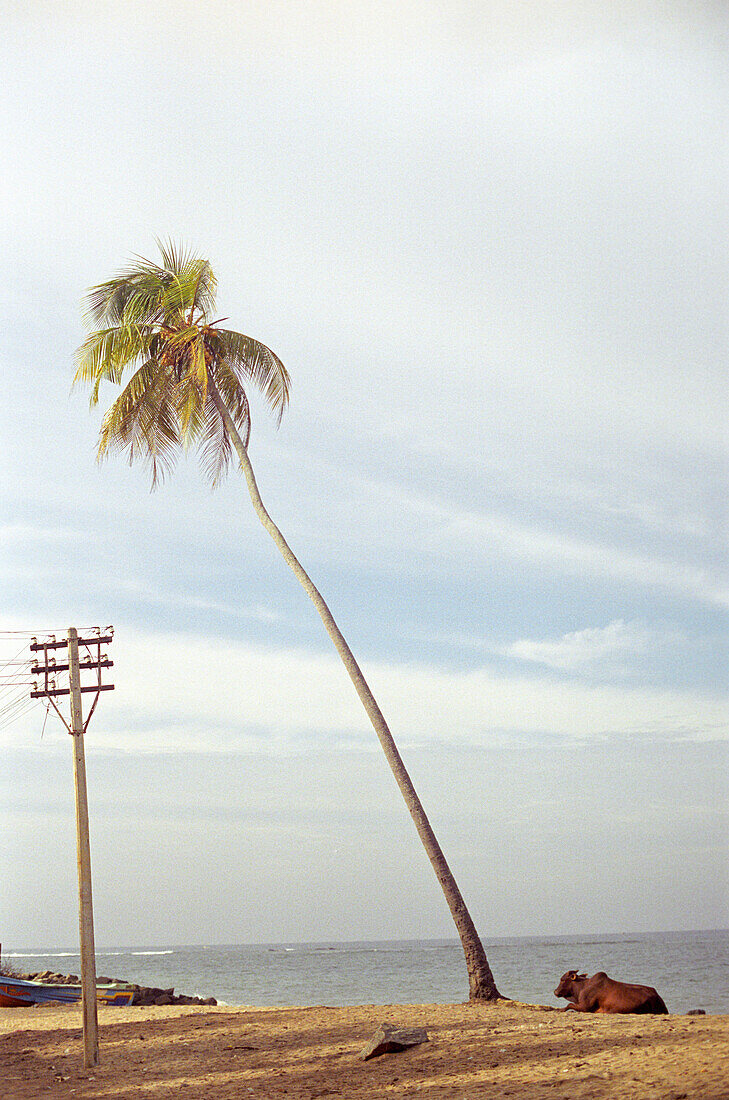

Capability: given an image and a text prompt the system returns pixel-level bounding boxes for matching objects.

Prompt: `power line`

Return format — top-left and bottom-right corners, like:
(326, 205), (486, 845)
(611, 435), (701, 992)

(0, 696), (40, 733)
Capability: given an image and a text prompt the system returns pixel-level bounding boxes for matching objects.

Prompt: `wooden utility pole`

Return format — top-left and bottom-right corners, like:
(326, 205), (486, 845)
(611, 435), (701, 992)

(30, 627), (114, 1070)
(68, 627), (99, 1068)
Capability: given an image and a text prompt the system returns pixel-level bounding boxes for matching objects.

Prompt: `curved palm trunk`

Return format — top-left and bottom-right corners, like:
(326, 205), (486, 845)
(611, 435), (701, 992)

(209, 381), (502, 1001)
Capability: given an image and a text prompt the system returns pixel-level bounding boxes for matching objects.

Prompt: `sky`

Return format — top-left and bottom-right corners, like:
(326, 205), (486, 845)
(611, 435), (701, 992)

(0, 1), (727, 965)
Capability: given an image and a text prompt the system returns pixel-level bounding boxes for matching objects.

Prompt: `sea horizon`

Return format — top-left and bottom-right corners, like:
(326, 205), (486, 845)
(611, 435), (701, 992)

(6, 926), (727, 952)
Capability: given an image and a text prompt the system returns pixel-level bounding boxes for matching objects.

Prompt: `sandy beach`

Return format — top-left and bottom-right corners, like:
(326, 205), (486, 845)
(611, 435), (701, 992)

(1, 999), (727, 1099)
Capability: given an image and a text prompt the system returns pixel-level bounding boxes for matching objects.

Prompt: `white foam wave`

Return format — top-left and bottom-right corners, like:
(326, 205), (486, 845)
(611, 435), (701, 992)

(3, 948), (174, 959)
(4, 952), (79, 958)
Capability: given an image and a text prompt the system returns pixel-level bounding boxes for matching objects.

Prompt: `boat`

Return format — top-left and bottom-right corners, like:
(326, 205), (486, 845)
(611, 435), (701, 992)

(0, 975), (136, 1008)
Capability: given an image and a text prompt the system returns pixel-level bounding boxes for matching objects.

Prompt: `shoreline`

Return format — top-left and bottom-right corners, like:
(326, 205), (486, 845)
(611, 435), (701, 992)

(2, 999), (727, 1098)
(5, 930), (726, 1015)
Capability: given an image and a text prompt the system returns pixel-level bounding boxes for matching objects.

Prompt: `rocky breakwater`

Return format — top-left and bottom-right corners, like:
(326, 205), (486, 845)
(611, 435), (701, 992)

(23, 970), (217, 1007)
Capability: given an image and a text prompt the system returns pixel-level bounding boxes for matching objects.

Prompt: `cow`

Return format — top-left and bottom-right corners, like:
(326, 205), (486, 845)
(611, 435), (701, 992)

(554, 969), (668, 1014)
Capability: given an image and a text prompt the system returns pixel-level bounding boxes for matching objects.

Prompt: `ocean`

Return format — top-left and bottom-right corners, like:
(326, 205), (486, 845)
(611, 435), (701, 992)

(4, 930), (727, 1015)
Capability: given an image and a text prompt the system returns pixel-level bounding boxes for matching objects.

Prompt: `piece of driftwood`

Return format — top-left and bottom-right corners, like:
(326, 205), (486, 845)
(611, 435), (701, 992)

(360, 1025), (429, 1061)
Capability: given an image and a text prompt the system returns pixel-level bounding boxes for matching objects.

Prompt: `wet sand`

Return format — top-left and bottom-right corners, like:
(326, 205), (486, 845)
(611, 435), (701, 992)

(1, 999), (727, 1098)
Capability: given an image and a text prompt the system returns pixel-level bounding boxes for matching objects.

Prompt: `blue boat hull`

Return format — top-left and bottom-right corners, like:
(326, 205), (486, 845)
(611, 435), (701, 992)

(0, 975), (135, 1007)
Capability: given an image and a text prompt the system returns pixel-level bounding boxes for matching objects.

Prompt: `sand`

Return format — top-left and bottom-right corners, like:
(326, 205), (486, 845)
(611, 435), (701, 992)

(1, 999), (727, 1099)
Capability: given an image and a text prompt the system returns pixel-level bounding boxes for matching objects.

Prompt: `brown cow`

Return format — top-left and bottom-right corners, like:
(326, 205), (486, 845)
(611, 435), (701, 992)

(554, 969), (668, 1014)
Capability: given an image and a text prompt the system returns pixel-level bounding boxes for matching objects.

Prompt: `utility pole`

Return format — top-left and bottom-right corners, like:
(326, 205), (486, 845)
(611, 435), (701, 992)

(30, 627), (114, 1069)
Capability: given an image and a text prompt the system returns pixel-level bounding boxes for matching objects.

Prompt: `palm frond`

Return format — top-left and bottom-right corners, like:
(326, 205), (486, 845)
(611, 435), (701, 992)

(213, 357), (252, 445)
(116, 275), (170, 326)
(74, 325), (156, 403)
(98, 360), (180, 487)
(156, 238), (196, 275)
(155, 240), (218, 320)
(199, 394), (235, 488)
(196, 359), (252, 486)
(175, 374), (208, 444)
(188, 257), (217, 317)
(216, 329), (290, 422)
(164, 324), (200, 350)
(83, 264), (167, 327)
(190, 333), (208, 389)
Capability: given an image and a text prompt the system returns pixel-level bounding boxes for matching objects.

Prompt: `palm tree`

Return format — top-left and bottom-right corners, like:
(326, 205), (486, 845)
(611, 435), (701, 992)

(74, 241), (502, 1001)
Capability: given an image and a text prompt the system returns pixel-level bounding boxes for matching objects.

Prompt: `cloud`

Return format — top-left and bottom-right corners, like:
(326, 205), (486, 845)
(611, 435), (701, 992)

(505, 619), (657, 671)
(4, 626), (724, 756)
(432, 506), (728, 608)
(330, 475), (728, 607)
(114, 580), (284, 625)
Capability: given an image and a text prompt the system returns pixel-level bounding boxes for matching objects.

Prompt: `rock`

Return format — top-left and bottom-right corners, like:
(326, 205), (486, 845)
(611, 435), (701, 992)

(360, 1025), (429, 1061)
(133, 987), (159, 1006)
(145, 989), (163, 1005)
(687, 1009), (707, 1015)
(154, 993), (174, 1006)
